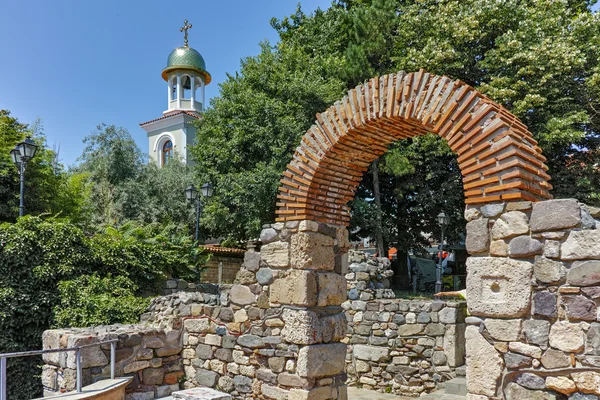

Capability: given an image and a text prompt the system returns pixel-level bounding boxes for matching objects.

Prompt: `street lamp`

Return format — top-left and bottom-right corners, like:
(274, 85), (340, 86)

(185, 182), (213, 244)
(435, 211), (450, 293)
(10, 136), (38, 217)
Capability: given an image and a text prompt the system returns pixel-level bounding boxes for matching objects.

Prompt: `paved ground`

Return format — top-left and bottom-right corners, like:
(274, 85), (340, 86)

(347, 387), (465, 400)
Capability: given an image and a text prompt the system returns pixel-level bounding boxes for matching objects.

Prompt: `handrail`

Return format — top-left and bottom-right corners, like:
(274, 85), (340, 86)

(0, 339), (118, 400)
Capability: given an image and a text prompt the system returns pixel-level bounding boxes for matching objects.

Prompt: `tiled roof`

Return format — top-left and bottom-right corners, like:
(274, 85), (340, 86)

(201, 244), (246, 257)
(139, 110), (200, 126)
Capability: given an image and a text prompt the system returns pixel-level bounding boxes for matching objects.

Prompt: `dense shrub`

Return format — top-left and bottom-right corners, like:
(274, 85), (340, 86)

(0, 216), (202, 398)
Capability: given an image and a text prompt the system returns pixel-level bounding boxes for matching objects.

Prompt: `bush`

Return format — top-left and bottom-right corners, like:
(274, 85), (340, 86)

(0, 216), (202, 398)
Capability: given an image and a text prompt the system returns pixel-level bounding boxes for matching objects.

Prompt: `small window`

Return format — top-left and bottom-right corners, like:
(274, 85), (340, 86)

(162, 140), (173, 166)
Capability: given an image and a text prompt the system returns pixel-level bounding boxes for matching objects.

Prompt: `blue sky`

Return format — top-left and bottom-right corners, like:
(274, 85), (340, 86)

(0, 0), (331, 166)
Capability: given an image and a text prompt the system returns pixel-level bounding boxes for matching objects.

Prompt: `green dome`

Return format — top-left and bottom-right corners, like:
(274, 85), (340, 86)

(162, 46), (211, 84)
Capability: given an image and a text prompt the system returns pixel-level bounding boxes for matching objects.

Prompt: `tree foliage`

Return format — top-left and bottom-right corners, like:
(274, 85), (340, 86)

(192, 0), (600, 251)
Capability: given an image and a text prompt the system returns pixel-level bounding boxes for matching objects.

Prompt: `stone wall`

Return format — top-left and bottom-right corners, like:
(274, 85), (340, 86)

(464, 199), (600, 399)
(344, 298), (466, 397)
(346, 250), (395, 301)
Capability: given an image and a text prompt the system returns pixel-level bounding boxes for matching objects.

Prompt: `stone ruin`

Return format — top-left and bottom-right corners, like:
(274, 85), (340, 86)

(464, 199), (600, 399)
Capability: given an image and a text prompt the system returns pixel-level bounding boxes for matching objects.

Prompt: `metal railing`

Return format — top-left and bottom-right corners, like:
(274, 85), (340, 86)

(0, 339), (118, 400)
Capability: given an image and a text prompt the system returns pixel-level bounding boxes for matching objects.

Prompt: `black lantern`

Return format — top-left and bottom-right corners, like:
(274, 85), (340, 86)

(185, 184), (198, 202)
(437, 212), (450, 227)
(435, 211), (450, 293)
(11, 136), (38, 217)
(201, 182), (214, 198)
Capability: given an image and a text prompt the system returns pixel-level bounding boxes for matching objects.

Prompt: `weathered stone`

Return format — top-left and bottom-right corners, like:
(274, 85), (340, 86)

(317, 272), (346, 307)
(562, 230), (600, 260)
(545, 376), (577, 395)
(233, 375), (253, 393)
(509, 235), (543, 257)
(235, 269), (256, 285)
(582, 286), (600, 299)
(504, 382), (557, 400)
(572, 371), (600, 395)
(490, 240), (508, 256)
(465, 208), (481, 222)
(353, 345), (389, 362)
(244, 251), (261, 271)
(260, 228), (279, 245)
(296, 343), (346, 378)
(567, 260), (600, 286)
(541, 348), (570, 369)
(491, 211), (529, 240)
(260, 241), (290, 268)
(195, 369), (219, 387)
(444, 324), (466, 367)
(481, 204), (505, 218)
(549, 321), (585, 352)
(255, 268), (274, 285)
(466, 218), (489, 254)
(544, 240), (561, 258)
(506, 201), (532, 212)
(504, 352), (532, 369)
(142, 368), (164, 385)
(516, 373), (545, 390)
(398, 324), (425, 336)
(270, 269), (316, 307)
(534, 256), (566, 284)
(185, 318), (212, 334)
(280, 309), (322, 345)
(66, 336), (108, 369)
(568, 393), (600, 400)
(237, 334), (265, 348)
(586, 323), (600, 355)
(465, 325), (504, 397)
(563, 295), (597, 321)
(530, 199), (581, 232)
(524, 320), (551, 347)
(467, 257), (532, 318)
(229, 285), (256, 306)
(485, 319), (522, 342)
(261, 384), (289, 400)
(509, 342), (542, 358)
(425, 323), (445, 336)
(277, 373), (312, 389)
(290, 231), (335, 270)
(439, 307), (461, 324)
(534, 291), (557, 319)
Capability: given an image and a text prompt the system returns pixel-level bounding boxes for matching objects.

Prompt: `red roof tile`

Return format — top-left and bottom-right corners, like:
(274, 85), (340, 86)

(139, 110), (201, 126)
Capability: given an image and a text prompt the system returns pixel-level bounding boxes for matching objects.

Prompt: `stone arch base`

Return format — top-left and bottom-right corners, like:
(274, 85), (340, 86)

(237, 219), (351, 399)
(464, 199), (600, 399)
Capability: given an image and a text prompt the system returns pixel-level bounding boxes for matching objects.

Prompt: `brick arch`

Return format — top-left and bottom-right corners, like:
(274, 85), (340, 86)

(276, 70), (552, 226)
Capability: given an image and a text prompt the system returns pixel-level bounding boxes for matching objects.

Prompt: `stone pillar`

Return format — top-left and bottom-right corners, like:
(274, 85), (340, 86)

(464, 199), (600, 399)
(260, 220), (350, 399)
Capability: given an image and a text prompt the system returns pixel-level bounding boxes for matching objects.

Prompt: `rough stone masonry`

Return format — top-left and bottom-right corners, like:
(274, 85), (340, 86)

(464, 198), (600, 399)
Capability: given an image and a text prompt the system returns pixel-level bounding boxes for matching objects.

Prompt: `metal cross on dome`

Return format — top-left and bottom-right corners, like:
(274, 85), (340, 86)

(180, 19), (192, 47)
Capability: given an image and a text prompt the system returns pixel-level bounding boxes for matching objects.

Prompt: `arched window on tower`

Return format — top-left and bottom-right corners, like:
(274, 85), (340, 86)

(162, 140), (173, 166)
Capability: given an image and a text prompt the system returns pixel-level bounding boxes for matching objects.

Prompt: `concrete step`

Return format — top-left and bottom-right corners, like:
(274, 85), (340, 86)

(419, 389), (466, 400)
(444, 377), (467, 396)
(455, 365), (466, 377)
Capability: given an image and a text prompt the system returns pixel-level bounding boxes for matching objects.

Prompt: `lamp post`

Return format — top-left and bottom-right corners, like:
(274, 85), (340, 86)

(185, 182), (214, 244)
(9, 136), (38, 217)
(435, 211), (450, 293)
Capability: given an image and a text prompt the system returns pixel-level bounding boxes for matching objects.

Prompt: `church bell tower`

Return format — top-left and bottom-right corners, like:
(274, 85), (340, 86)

(140, 20), (211, 166)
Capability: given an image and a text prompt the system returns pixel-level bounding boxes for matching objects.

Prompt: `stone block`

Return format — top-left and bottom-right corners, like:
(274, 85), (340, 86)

(281, 309), (323, 345)
(545, 376), (577, 395)
(243, 251), (261, 272)
(237, 334), (265, 348)
(508, 342), (542, 358)
(586, 323), (600, 355)
(317, 272), (347, 307)
(549, 321), (585, 352)
(277, 373), (312, 389)
(353, 344), (389, 362)
(481, 203), (505, 218)
(491, 211), (529, 240)
(260, 228), (279, 245)
(195, 369), (219, 387)
(567, 260), (600, 286)
(229, 285), (256, 306)
(256, 268), (274, 285)
(261, 384), (289, 400)
(524, 320), (550, 348)
(296, 343), (346, 377)
(544, 240), (561, 259)
(530, 199), (581, 232)
(485, 319), (522, 341)
(465, 207), (481, 222)
(563, 295), (597, 321)
(533, 291), (557, 318)
(572, 371), (600, 396)
(504, 382), (557, 400)
(561, 230), (600, 260)
(290, 232), (335, 270)
(465, 325), (504, 397)
(466, 219), (489, 254)
(504, 352), (532, 369)
(66, 336), (108, 369)
(185, 318), (213, 334)
(516, 372), (545, 390)
(270, 269), (317, 307)
(260, 241), (290, 268)
(509, 235), (543, 257)
(506, 201), (532, 211)
(444, 324), (465, 367)
(466, 257), (532, 318)
(172, 387), (231, 400)
(541, 348), (570, 369)
(490, 240), (508, 256)
(534, 256), (566, 284)
(142, 368), (164, 385)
